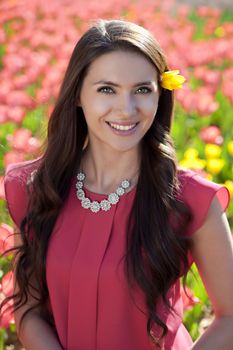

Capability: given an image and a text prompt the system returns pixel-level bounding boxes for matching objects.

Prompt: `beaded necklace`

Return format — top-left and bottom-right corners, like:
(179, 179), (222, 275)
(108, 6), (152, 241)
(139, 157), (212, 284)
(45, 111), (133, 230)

(76, 172), (131, 213)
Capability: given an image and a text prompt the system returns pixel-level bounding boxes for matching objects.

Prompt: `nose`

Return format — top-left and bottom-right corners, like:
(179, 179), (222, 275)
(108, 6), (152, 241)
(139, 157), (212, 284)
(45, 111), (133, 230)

(117, 93), (137, 117)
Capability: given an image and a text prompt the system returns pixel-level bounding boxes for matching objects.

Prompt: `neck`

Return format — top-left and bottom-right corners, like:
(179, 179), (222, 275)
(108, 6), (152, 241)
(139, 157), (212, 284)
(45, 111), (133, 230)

(80, 144), (141, 195)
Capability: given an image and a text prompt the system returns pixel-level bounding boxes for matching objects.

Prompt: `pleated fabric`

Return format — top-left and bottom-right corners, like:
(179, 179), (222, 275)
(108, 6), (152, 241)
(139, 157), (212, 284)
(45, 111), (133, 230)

(4, 162), (230, 350)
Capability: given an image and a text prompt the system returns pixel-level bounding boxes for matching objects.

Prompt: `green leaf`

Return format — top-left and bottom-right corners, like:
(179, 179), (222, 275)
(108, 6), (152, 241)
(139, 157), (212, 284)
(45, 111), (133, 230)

(21, 105), (48, 139)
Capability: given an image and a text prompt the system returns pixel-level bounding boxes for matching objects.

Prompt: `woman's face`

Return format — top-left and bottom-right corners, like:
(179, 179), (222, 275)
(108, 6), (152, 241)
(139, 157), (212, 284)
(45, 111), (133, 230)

(78, 50), (160, 153)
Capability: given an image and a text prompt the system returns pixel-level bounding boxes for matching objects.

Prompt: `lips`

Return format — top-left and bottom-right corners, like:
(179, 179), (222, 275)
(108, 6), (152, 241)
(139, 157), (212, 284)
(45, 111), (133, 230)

(106, 121), (139, 131)
(105, 121), (139, 136)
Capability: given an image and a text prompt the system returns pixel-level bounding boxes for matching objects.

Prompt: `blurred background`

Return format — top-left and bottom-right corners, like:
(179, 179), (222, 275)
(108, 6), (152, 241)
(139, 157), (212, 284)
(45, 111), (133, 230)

(176, 0), (233, 8)
(0, 0), (232, 348)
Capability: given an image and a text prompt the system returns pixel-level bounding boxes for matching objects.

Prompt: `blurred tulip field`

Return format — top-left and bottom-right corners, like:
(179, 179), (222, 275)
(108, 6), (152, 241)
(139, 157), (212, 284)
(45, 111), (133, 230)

(0, 0), (233, 348)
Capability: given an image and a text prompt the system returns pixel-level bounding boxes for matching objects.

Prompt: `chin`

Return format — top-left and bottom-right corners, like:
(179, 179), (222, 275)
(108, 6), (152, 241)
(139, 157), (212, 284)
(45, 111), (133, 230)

(108, 142), (141, 153)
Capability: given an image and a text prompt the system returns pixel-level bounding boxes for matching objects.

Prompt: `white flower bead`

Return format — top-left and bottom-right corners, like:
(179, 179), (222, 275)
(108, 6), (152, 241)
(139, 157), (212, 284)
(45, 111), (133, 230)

(77, 172), (85, 181)
(90, 201), (100, 213)
(116, 187), (125, 196)
(77, 189), (85, 199)
(100, 200), (111, 211)
(75, 172), (131, 212)
(108, 193), (119, 204)
(121, 180), (130, 189)
(81, 198), (91, 209)
(76, 181), (83, 189)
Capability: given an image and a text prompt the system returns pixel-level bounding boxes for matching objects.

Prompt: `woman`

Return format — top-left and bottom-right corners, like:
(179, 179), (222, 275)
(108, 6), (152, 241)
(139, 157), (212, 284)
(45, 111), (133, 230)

(2, 19), (233, 350)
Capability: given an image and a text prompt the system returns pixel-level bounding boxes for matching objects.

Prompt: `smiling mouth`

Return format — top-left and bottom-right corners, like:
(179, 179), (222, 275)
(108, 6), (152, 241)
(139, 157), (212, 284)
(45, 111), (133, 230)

(106, 121), (139, 131)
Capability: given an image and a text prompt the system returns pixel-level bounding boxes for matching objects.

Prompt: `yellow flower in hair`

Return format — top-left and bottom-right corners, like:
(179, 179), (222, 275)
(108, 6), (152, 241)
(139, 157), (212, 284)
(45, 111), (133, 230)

(160, 70), (186, 90)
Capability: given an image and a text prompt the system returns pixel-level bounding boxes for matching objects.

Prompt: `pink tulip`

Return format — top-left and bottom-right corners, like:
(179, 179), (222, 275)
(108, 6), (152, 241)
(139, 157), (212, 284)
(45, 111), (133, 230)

(47, 104), (55, 119)
(0, 176), (5, 199)
(193, 66), (205, 80)
(214, 39), (229, 58)
(0, 297), (14, 329)
(6, 91), (35, 109)
(7, 128), (41, 154)
(0, 28), (5, 43)
(222, 80), (233, 104)
(0, 81), (12, 104)
(204, 18), (218, 36)
(210, 8), (221, 18)
(39, 18), (56, 33)
(10, 128), (32, 151)
(29, 51), (52, 71)
(55, 44), (74, 60)
(0, 224), (14, 255)
(7, 106), (26, 124)
(197, 6), (220, 18)
(196, 94), (219, 116)
(3, 151), (25, 169)
(176, 5), (190, 18)
(200, 126), (223, 145)
(223, 22), (233, 35)
(29, 32), (48, 48)
(176, 87), (197, 113)
(1, 271), (14, 297)
(43, 68), (62, 89)
(3, 54), (27, 74)
(27, 137), (41, 154)
(36, 88), (51, 104)
(0, 105), (8, 123)
(197, 6), (210, 17)
(223, 67), (233, 80)
(10, 21), (23, 32)
(51, 85), (60, 98)
(194, 67), (221, 85)
(13, 74), (30, 89)
(26, 66), (41, 84)
(180, 94), (197, 113)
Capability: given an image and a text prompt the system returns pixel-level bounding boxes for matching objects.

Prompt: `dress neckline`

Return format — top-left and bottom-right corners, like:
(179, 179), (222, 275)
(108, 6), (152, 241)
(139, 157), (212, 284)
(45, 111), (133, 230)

(72, 175), (137, 200)
(83, 184), (137, 200)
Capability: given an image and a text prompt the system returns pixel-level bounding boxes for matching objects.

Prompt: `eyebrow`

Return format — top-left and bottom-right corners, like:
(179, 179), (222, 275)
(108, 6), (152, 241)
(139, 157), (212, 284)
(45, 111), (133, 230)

(93, 80), (154, 87)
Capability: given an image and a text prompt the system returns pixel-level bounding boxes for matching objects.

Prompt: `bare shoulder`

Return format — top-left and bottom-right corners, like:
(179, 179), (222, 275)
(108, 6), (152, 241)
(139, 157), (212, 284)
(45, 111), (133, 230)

(190, 195), (232, 247)
(190, 196), (233, 317)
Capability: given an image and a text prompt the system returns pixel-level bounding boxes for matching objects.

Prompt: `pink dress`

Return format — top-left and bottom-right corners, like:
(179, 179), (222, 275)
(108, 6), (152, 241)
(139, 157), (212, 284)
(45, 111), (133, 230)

(4, 161), (230, 350)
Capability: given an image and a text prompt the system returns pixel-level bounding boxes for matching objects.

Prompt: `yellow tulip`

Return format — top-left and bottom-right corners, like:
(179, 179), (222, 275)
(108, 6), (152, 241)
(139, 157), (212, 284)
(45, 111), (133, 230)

(184, 148), (199, 159)
(205, 144), (222, 159)
(227, 141), (233, 157)
(206, 159), (225, 175)
(161, 70), (186, 91)
(179, 158), (206, 170)
(179, 159), (191, 169)
(224, 180), (233, 198)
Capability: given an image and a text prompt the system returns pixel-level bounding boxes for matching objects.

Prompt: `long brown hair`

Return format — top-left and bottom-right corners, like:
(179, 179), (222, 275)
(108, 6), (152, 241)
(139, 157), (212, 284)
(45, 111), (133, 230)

(1, 19), (192, 347)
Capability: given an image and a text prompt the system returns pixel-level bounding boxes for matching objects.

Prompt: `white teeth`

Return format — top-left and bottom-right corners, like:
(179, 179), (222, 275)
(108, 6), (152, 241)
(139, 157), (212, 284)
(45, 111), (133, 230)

(108, 122), (137, 131)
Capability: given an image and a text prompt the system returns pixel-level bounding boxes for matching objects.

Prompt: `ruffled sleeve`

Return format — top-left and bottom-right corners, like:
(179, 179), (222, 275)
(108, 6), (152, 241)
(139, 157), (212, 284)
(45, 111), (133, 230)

(181, 171), (230, 237)
(4, 159), (39, 229)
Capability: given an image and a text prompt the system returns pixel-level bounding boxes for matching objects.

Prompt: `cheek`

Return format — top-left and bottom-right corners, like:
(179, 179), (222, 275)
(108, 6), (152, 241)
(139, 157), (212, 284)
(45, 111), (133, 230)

(94, 99), (112, 115)
(140, 98), (159, 119)
(80, 107), (100, 126)
(83, 97), (112, 122)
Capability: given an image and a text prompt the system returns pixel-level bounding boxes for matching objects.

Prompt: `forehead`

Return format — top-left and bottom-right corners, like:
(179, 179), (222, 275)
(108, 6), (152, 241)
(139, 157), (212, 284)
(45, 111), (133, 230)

(85, 50), (158, 83)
